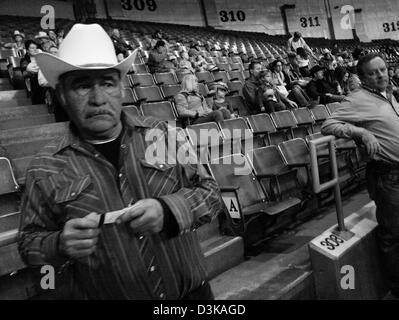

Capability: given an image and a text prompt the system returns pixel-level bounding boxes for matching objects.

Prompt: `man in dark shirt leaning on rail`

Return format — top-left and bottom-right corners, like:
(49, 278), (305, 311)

(321, 53), (399, 299)
(17, 23), (224, 300)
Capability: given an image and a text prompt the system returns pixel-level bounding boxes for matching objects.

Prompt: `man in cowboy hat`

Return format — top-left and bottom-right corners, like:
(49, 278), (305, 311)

(18, 23), (223, 300)
(306, 65), (344, 104)
(35, 30), (56, 52)
(2, 30), (25, 51)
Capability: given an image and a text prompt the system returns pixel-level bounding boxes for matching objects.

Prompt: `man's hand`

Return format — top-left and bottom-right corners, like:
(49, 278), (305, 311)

(59, 212), (100, 259)
(116, 199), (164, 235)
(361, 131), (380, 157)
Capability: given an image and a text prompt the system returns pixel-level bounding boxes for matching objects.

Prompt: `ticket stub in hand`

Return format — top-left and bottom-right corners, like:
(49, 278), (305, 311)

(104, 203), (139, 224)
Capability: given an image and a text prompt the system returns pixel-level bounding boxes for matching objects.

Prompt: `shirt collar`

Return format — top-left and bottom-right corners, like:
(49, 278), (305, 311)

(52, 109), (153, 155)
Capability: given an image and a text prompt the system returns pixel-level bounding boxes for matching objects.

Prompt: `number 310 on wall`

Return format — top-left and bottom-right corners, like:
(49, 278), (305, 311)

(383, 22), (399, 32)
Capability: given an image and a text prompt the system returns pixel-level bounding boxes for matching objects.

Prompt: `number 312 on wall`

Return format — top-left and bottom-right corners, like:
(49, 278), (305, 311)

(121, 0), (157, 11)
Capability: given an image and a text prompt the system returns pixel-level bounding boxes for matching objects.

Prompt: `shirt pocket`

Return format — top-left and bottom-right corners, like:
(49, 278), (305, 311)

(43, 174), (101, 221)
(139, 159), (180, 195)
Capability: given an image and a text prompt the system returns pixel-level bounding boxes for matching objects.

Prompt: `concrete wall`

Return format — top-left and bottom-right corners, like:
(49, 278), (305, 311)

(0, 0), (74, 20)
(105, 0), (206, 26)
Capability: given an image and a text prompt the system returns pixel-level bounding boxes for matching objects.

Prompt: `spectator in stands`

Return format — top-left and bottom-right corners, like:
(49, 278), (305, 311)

(348, 73), (361, 92)
(287, 32), (317, 60)
(388, 67), (399, 87)
(334, 66), (350, 95)
(177, 51), (194, 74)
(19, 23), (223, 300)
(188, 42), (201, 58)
(239, 52), (250, 64)
(20, 40), (46, 105)
(147, 40), (176, 74)
(322, 53), (399, 299)
(56, 28), (65, 45)
(35, 31), (56, 53)
(331, 43), (341, 56)
(110, 28), (133, 61)
(258, 69), (289, 113)
(306, 65), (345, 105)
(208, 81), (235, 118)
(150, 30), (169, 50)
(243, 61), (265, 114)
(270, 59), (310, 108)
(296, 47), (311, 77)
(192, 54), (211, 72)
(175, 74), (229, 124)
(3, 30), (25, 53)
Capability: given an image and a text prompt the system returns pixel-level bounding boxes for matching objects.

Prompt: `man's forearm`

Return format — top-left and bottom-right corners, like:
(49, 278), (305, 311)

(321, 118), (366, 140)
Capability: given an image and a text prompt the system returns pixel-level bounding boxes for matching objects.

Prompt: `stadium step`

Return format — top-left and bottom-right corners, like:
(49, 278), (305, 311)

(0, 114), (55, 130)
(0, 90), (31, 107)
(0, 104), (49, 121)
(0, 78), (13, 91)
(210, 189), (371, 300)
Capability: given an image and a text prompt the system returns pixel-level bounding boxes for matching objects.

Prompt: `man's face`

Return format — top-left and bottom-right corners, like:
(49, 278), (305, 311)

(113, 29), (120, 38)
(15, 35), (23, 42)
(58, 69), (123, 140)
(275, 62), (283, 73)
(251, 63), (262, 79)
(49, 47), (58, 55)
(360, 57), (389, 92)
(157, 45), (166, 54)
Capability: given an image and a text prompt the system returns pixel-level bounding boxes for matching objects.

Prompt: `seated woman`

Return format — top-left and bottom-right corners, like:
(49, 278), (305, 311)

(175, 74), (230, 124)
(178, 51), (195, 74)
(208, 81), (237, 119)
(270, 59), (310, 108)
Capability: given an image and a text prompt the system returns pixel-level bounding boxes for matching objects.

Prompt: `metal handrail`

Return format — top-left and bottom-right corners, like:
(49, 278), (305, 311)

(309, 135), (354, 240)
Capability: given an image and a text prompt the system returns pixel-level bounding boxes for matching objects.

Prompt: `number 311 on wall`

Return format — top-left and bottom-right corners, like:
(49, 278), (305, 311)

(383, 21), (399, 32)
(300, 17), (321, 28)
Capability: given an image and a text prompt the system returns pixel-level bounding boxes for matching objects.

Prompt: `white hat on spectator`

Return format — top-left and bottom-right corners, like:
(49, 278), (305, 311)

(35, 31), (49, 39)
(35, 23), (139, 88)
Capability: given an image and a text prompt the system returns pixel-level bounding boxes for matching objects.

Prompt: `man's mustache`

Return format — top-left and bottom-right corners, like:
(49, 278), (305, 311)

(85, 109), (114, 118)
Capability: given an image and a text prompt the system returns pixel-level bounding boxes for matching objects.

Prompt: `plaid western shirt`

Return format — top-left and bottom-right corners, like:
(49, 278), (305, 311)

(18, 111), (223, 299)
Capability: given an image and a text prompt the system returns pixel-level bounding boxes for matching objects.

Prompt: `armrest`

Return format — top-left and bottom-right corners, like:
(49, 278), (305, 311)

(230, 77), (239, 81)
(156, 81), (164, 85)
(256, 169), (293, 179)
(220, 185), (240, 192)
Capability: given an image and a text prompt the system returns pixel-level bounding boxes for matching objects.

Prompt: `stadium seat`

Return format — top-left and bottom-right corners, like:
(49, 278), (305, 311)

(122, 88), (136, 105)
(228, 70), (245, 83)
(292, 108), (316, 133)
(129, 73), (155, 87)
(0, 114), (55, 130)
(154, 72), (178, 85)
(212, 71), (230, 83)
(227, 81), (243, 96)
(160, 84), (182, 99)
(247, 113), (286, 145)
(271, 110), (309, 140)
(123, 105), (141, 117)
(326, 102), (342, 115)
(141, 101), (178, 121)
(133, 86), (163, 103)
(247, 146), (302, 208)
(197, 83), (209, 97)
(195, 71), (214, 84)
(225, 95), (251, 116)
(310, 104), (330, 132)
(229, 63), (243, 72)
(132, 63), (149, 74)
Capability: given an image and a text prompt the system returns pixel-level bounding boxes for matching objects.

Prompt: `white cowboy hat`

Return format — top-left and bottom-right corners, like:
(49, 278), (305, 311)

(35, 23), (138, 88)
(35, 31), (49, 39)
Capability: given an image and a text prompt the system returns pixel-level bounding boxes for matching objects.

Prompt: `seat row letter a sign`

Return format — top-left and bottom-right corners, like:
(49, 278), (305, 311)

(222, 193), (241, 219)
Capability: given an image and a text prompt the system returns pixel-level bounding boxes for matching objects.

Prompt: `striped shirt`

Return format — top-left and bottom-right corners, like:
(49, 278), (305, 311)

(18, 111), (224, 299)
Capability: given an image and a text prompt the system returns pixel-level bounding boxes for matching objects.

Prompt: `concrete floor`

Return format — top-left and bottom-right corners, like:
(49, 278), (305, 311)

(211, 187), (371, 300)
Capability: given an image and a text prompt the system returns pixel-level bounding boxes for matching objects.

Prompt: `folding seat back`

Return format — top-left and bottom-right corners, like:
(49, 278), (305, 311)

(141, 101), (177, 121)
(122, 105), (141, 117)
(247, 146), (301, 201)
(129, 73), (155, 87)
(0, 157), (19, 196)
(247, 114), (277, 134)
(326, 102), (342, 115)
(195, 71), (214, 84)
(197, 83), (209, 97)
(133, 86), (163, 103)
(212, 71), (229, 83)
(122, 87), (136, 105)
(122, 75), (132, 88)
(154, 72), (178, 85)
(278, 138), (310, 166)
(132, 63), (148, 74)
(160, 84), (182, 99)
(292, 108), (315, 127)
(271, 110), (297, 130)
(216, 63), (230, 72)
(311, 105), (329, 122)
(176, 71), (190, 83)
(220, 118), (256, 153)
(229, 63), (243, 72)
(225, 95), (250, 116)
(209, 154), (268, 211)
(228, 70), (245, 83)
(227, 81), (243, 96)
